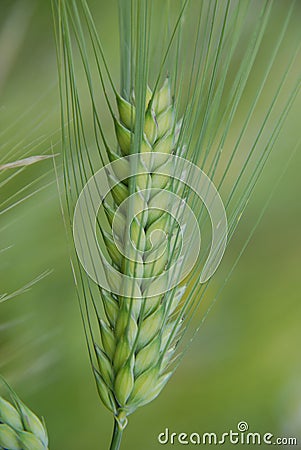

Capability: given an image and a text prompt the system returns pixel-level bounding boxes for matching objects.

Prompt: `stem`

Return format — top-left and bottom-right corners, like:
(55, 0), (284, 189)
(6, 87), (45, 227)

(109, 418), (124, 450)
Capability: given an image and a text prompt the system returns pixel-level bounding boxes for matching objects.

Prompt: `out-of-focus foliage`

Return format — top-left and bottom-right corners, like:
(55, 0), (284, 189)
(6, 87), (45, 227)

(0, 1), (300, 449)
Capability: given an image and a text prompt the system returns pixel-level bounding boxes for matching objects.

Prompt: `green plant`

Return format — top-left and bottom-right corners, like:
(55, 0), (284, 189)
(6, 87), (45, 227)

(0, 143), (53, 450)
(0, 378), (49, 450)
(53, 0), (300, 448)
(91, 79), (191, 441)
(0, 6), (57, 439)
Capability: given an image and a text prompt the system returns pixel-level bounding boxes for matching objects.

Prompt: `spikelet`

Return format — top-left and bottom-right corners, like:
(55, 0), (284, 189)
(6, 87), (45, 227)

(0, 383), (49, 450)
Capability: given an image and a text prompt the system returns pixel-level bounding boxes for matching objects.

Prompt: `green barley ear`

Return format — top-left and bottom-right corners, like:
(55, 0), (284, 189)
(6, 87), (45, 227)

(0, 378), (49, 450)
(54, 0), (300, 449)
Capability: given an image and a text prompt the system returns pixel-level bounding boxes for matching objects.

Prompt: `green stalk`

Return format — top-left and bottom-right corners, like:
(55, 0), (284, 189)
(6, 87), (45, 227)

(109, 419), (124, 450)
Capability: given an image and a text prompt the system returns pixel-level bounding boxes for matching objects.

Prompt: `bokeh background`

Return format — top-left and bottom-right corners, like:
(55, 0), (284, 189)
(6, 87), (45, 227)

(0, 1), (300, 449)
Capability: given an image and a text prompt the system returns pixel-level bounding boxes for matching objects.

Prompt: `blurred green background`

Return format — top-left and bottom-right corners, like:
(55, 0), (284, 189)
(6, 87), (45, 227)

(0, 1), (300, 449)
